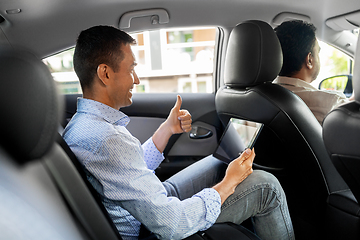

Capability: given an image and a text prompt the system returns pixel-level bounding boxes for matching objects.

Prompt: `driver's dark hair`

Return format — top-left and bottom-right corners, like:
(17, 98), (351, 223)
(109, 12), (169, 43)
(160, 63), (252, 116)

(73, 25), (136, 91)
(275, 20), (317, 77)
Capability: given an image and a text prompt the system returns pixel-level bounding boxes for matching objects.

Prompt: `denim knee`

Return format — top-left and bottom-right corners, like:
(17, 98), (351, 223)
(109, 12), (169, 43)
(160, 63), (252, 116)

(249, 170), (282, 190)
(246, 170), (286, 211)
(231, 170), (286, 208)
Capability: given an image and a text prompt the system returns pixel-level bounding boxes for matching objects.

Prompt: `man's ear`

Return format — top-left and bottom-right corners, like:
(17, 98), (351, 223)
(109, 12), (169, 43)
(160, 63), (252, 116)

(305, 52), (314, 70)
(97, 64), (111, 85)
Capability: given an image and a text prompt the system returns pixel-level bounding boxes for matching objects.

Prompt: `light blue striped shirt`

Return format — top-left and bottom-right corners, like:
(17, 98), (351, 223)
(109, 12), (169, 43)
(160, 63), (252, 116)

(62, 98), (221, 240)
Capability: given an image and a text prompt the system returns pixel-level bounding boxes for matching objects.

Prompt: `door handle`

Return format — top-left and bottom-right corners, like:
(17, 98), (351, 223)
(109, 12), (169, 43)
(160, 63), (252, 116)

(189, 126), (213, 139)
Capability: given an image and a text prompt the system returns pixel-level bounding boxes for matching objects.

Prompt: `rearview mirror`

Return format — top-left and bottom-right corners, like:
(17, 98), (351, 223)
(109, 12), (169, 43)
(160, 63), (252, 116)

(318, 75), (353, 98)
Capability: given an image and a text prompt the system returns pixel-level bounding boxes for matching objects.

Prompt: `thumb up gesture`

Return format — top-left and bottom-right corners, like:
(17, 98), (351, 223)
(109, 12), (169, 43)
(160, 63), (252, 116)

(166, 95), (192, 134)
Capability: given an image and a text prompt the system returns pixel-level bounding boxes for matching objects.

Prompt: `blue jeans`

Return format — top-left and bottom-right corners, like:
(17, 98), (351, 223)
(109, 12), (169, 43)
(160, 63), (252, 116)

(163, 155), (295, 240)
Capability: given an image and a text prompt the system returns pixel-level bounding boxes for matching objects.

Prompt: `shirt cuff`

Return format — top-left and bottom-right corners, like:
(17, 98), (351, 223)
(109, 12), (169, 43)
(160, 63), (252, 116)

(194, 188), (221, 230)
(142, 137), (164, 170)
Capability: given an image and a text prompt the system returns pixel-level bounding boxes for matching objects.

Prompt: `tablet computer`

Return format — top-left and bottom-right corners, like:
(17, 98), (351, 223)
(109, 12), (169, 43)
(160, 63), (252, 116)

(213, 118), (263, 163)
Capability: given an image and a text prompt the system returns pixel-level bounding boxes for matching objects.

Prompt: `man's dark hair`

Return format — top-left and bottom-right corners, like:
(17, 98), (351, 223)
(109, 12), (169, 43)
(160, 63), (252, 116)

(73, 25), (136, 90)
(275, 20), (317, 77)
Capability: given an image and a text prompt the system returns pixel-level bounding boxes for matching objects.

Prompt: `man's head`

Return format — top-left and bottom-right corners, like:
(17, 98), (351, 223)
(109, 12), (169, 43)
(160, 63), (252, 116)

(73, 25), (136, 91)
(275, 20), (320, 82)
(74, 25), (139, 109)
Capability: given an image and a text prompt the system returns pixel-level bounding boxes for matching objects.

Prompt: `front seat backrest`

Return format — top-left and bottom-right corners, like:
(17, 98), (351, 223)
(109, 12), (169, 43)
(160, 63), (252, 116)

(215, 20), (349, 237)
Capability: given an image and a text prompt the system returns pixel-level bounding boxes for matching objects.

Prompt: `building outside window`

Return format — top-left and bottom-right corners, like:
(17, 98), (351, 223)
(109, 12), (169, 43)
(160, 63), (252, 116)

(44, 27), (217, 94)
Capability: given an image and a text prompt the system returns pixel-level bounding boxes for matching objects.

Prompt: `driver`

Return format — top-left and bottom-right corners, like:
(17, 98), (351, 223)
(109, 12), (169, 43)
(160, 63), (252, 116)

(273, 20), (354, 124)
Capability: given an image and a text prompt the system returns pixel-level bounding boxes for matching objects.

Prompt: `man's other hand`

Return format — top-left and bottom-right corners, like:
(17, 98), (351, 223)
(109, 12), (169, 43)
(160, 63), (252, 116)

(213, 148), (255, 204)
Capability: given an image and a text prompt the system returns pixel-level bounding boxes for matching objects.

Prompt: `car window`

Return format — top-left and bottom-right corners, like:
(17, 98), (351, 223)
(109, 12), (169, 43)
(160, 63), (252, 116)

(313, 40), (353, 89)
(312, 29), (359, 90)
(43, 27), (217, 94)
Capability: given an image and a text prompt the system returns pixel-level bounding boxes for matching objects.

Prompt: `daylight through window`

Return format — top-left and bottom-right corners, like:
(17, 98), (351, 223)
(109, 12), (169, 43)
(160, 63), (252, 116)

(43, 27), (217, 94)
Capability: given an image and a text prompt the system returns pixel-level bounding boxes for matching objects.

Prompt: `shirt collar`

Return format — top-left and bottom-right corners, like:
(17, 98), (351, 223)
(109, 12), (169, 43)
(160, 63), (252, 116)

(274, 76), (318, 90)
(76, 98), (130, 126)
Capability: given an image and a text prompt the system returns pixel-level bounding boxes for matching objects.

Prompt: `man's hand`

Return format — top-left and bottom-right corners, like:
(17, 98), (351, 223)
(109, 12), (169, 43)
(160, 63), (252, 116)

(225, 148), (254, 186)
(152, 95), (192, 153)
(213, 148), (255, 204)
(165, 95), (192, 134)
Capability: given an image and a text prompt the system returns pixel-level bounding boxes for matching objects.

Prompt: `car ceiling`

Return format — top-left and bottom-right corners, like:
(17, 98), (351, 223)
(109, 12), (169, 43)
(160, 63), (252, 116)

(0, 0), (360, 58)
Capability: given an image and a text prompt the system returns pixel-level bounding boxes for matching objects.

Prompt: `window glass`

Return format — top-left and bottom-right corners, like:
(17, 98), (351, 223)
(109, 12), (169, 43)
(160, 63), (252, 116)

(312, 29), (358, 90)
(43, 27), (217, 94)
(312, 39), (354, 89)
(43, 49), (81, 94)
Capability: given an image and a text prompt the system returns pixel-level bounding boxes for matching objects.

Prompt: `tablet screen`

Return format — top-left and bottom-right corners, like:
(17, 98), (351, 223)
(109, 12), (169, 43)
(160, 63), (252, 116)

(213, 118), (263, 163)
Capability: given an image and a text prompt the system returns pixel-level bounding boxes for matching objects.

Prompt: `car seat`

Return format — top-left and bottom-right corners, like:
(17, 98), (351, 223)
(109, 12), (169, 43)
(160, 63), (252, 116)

(322, 34), (360, 239)
(0, 46), (123, 240)
(215, 20), (350, 239)
(0, 46), (86, 239)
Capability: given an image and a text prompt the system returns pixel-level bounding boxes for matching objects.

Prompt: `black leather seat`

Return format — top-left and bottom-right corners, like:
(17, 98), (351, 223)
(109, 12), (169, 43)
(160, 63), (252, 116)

(215, 20), (349, 239)
(322, 35), (360, 239)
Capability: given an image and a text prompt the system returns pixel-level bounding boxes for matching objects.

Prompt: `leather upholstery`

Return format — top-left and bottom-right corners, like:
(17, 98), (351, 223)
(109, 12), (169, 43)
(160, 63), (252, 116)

(323, 35), (360, 204)
(0, 47), (86, 239)
(224, 20), (282, 87)
(327, 189), (360, 216)
(216, 20), (349, 237)
(0, 46), (120, 239)
(0, 47), (62, 163)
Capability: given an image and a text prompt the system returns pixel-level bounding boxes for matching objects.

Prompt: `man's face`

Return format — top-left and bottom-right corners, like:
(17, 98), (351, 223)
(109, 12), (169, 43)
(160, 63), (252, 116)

(108, 44), (139, 109)
(310, 40), (321, 82)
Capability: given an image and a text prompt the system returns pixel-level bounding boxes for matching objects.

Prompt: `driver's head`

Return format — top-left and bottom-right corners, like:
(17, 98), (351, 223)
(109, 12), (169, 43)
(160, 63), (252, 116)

(275, 20), (319, 80)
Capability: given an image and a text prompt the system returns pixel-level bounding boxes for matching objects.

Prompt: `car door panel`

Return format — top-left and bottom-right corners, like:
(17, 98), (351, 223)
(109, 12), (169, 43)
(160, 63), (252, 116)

(167, 121), (217, 157)
(64, 92), (222, 181)
(127, 117), (217, 156)
(124, 92), (221, 180)
(126, 116), (165, 144)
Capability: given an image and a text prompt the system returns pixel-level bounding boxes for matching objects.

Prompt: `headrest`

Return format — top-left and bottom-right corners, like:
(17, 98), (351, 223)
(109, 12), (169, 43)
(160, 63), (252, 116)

(224, 20), (283, 88)
(0, 47), (62, 164)
(352, 35), (360, 103)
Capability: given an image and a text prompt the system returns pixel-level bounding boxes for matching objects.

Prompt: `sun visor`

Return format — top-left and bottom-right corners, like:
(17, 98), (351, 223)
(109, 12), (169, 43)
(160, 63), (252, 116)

(326, 11), (360, 31)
